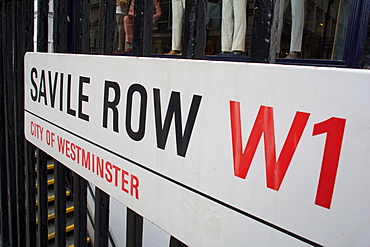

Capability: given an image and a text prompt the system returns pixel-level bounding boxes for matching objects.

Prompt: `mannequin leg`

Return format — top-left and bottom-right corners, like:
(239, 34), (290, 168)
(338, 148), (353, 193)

(123, 15), (133, 44)
(290, 0), (304, 52)
(116, 14), (124, 50)
(231, 0), (247, 52)
(171, 0), (185, 51)
(221, 0), (233, 52)
(276, 0), (287, 53)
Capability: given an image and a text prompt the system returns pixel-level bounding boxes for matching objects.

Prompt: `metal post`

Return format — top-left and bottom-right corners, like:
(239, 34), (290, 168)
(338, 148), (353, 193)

(250, 0), (275, 63)
(133, 0), (153, 56)
(37, 0), (49, 52)
(14, 0), (27, 245)
(126, 208), (143, 247)
(99, 0), (116, 55)
(36, 149), (49, 247)
(25, 143), (37, 247)
(74, 175), (87, 246)
(36, 2), (49, 245)
(53, 1), (68, 246)
(345, 0), (370, 68)
(182, 0), (207, 59)
(3, 1), (19, 245)
(24, 0), (36, 245)
(94, 189), (110, 247)
(55, 161), (67, 247)
(169, 236), (189, 247)
(0, 2), (10, 246)
(95, 1), (115, 246)
(73, 0), (90, 245)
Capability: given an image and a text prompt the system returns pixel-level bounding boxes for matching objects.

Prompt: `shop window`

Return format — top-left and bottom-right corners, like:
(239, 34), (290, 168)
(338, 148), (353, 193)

(89, 0), (354, 62)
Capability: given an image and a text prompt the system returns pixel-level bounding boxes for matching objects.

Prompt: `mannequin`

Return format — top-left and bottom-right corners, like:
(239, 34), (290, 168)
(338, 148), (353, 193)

(218, 0), (247, 57)
(115, 0), (125, 51)
(123, 0), (162, 53)
(165, 0), (185, 55)
(276, 0), (305, 58)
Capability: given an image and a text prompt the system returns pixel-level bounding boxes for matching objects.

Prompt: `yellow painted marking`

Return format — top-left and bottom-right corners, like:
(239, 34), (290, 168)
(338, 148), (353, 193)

(36, 191), (70, 206)
(35, 164), (55, 172)
(35, 179), (55, 188)
(68, 237), (91, 247)
(48, 224), (74, 240)
(36, 206), (74, 224)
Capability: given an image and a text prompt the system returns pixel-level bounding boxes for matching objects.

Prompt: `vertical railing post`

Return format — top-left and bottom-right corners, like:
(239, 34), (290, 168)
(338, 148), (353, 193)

(94, 1), (115, 246)
(99, 0), (115, 55)
(14, 0), (27, 245)
(36, 149), (49, 246)
(36, 1), (49, 246)
(53, 0), (68, 246)
(3, 1), (19, 245)
(73, 0), (90, 243)
(70, 0), (92, 244)
(0, 2), (10, 245)
(250, 0), (276, 63)
(125, 0), (157, 245)
(24, 0), (36, 245)
(25, 143), (37, 247)
(126, 208), (143, 247)
(55, 160), (67, 247)
(37, 0), (49, 53)
(132, 0), (153, 56)
(169, 236), (189, 247)
(182, 0), (207, 59)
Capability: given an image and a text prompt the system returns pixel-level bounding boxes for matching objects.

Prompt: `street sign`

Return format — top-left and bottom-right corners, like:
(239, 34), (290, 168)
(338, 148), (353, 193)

(25, 52), (370, 246)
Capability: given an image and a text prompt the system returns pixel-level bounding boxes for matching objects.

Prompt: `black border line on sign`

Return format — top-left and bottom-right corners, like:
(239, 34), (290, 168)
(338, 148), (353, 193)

(25, 109), (323, 247)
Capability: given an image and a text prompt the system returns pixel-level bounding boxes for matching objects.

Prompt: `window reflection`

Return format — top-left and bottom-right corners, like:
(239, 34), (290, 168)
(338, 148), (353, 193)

(278, 0), (350, 60)
(90, 0), (351, 61)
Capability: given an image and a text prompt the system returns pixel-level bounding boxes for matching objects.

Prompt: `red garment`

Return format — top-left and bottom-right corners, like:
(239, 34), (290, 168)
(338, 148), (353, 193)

(123, 0), (162, 43)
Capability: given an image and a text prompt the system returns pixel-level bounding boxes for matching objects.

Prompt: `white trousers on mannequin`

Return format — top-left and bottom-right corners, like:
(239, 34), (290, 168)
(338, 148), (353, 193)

(221, 0), (247, 52)
(171, 0), (186, 51)
(276, 0), (305, 52)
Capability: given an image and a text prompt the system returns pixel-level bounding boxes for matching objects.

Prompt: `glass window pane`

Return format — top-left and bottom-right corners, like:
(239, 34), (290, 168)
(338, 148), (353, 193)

(277, 0), (351, 60)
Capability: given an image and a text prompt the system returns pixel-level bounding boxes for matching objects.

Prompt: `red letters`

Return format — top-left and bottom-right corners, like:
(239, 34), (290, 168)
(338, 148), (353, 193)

(55, 135), (140, 200)
(230, 102), (346, 209)
(313, 117), (346, 209)
(230, 102), (310, 190)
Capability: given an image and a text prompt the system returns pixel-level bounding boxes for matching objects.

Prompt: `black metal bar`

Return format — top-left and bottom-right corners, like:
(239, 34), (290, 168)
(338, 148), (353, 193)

(53, 1), (68, 245)
(169, 236), (189, 247)
(250, 0), (275, 63)
(94, 188), (110, 247)
(14, 0), (27, 245)
(361, 7), (370, 68)
(74, 174), (87, 246)
(25, 142), (37, 247)
(0, 2), (10, 246)
(35, 2), (49, 246)
(36, 149), (49, 247)
(125, 0), (149, 244)
(93, 2), (115, 246)
(126, 208), (143, 247)
(99, 0), (116, 55)
(344, 0), (370, 68)
(54, 0), (68, 53)
(75, 0), (91, 54)
(24, 0), (36, 245)
(3, 1), (19, 245)
(182, 0), (207, 59)
(55, 161), (67, 247)
(73, 1), (90, 245)
(37, 0), (49, 52)
(132, 0), (153, 56)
